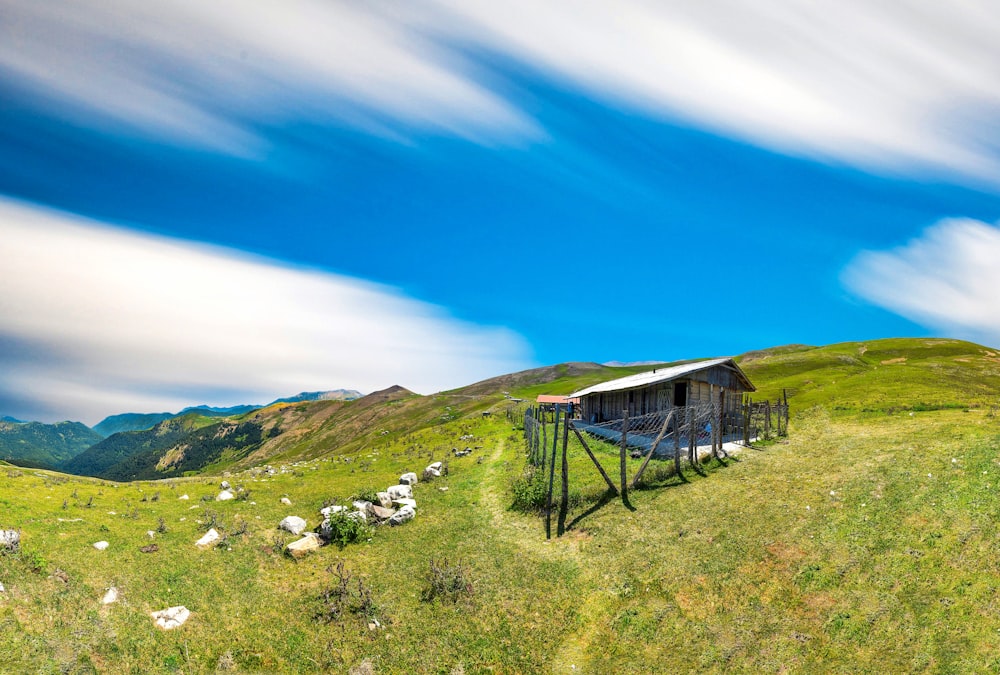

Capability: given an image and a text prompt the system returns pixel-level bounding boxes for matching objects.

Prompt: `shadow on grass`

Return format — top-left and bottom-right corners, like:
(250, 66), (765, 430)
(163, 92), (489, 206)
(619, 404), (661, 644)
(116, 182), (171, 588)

(566, 488), (619, 530)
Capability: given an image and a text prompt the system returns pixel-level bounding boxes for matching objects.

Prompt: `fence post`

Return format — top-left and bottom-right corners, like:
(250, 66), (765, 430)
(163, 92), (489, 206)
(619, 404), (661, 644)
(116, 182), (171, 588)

(558, 407), (570, 536)
(620, 409), (629, 504)
(545, 404), (560, 540)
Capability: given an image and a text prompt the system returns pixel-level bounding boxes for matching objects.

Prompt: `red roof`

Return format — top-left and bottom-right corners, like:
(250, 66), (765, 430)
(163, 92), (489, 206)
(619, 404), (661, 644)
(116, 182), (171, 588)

(535, 395), (580, 404)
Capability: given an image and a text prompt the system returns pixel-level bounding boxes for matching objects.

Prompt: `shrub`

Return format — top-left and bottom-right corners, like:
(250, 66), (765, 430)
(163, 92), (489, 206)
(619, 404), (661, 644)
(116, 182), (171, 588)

(352, 487), (381, 504)
(510, 465), (549, 513)
(315, 562), (381, 624)
(319, 511), (370, 550)
(421, 558), (473, 603)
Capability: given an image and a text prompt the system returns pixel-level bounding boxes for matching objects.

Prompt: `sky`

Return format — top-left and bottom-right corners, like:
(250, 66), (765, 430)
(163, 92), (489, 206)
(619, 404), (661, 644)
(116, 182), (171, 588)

(3, 1), (1000, 424)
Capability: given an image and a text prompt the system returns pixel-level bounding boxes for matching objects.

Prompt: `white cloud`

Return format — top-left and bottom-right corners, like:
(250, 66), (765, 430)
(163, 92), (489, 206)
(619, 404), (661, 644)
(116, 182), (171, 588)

(3, 0), (1000, 180)
(842, 218), (1000, 346)
(0, 199), (532, 423)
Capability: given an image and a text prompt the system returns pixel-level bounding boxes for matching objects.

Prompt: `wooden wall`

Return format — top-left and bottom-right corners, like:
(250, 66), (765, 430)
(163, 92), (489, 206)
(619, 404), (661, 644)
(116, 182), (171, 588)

(580, 364), (750, 423)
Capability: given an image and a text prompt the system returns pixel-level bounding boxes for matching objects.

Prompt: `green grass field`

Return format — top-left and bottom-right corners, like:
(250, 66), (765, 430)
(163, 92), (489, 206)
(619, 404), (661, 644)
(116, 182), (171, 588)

(4, 338), (1000, 673)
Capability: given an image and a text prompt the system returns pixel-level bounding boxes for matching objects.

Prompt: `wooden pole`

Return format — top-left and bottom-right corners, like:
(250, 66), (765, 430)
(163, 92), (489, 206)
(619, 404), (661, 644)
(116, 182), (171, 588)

(632, 410), (674, 488)
(620, 409), (629, 503)
(558, 407), (570, 535)
(571, 424), (618, 493)
(687, 403), (696, 466)
(545, 404), (560, 539)
(673, 407), (682, 475)
(541, 410), (548, 468)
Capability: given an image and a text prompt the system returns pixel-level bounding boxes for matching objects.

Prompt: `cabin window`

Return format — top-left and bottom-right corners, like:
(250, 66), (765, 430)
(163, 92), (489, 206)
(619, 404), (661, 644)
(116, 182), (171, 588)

(673, 381), (687, 407)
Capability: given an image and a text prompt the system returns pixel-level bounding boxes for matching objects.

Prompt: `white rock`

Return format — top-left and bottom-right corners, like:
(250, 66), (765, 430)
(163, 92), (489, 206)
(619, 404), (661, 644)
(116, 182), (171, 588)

(146, 530), (156, 539)
(423, 467), (441, 478)
(286, 533), (322, 558)
(352, 500), (373, 514)
(0, 581), (5, 593)
(220, 481), (231, 490)
(376, 492), (393, 508)
(279, 516), (308, 536)
(391, 498), (417, 510)
(346, 510), (367, 523)
(93, 541), (109, 551)
(400, 472), (419, 486)
(178, 494), (189, 500)
(0, 530), (19, 552)
(388, 505), (415, 526)
(151, 605), (190, 630)
(102, 587), (119, 605)
(320, 505), (346, 518)
(427, 461), (443, 471)
(195, 528), (220, 548)
(280, 497), (292, 505)
(386, 484), (413, 500)
(216, 490), (235, 501)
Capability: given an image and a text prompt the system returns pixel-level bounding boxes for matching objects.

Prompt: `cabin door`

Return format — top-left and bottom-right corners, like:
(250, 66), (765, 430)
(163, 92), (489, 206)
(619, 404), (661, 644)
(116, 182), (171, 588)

(673, 381), (687, 407)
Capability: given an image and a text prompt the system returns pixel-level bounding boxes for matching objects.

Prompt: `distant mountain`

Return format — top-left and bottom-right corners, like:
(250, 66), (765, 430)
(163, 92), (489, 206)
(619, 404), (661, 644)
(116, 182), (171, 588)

(269, 389), (363, 404)
(179, 404), (260, 416)
(62, 412), (216, 478)
(0, 415), (26, 423)
(601, 360), (668, 367)
(0, 421), (103, 468)
(93, 412), (174, 437)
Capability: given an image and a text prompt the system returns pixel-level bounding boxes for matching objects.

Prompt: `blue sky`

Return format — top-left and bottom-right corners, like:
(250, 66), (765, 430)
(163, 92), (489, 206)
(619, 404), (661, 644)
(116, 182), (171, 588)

(3, 1), (1000, 423)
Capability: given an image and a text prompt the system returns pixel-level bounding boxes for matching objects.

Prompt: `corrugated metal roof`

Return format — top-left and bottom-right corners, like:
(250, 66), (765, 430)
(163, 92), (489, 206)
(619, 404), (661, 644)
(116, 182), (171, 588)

(569, 358), (754, 398)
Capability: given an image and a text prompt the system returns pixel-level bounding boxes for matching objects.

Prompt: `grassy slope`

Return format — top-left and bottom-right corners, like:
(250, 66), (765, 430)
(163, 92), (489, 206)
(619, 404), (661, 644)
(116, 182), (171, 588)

(4, 339), (1000, 672)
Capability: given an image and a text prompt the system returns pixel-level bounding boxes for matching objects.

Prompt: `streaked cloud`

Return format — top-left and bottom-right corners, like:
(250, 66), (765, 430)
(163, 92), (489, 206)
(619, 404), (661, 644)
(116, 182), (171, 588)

(2, 1), (1000, 180)
(843, 218), (1000, 347)
(0, 199), (532, 423)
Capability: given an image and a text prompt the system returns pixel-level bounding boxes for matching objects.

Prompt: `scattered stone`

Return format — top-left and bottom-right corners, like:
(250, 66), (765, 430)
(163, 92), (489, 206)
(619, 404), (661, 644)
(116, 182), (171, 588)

(93, 541), (109, 551)
(151, 605), (190, 630)
(346, 510), (367, 523)
(280, 497), (292, 505)
(367, 618), (381, 631)
(386, 484), (413, 500)
(400, 472), (418, 486)
(216, 490), (235, 501)
(439, 487), (449, 492)
(140, 544), (159, 553)
(178, 494), (189, 500)
(376, 492), (393, 508)
(423, 461), (443, 479)
(370, 505), (395, 521)
(391, 498), (417, 510)
(195, 529), (220, 549)
(102, 587), (119, 605)
(220, 481), (231, 490)
(146, 530), (156, 539)
(53, 569), (69, 583)
(453, 448), (472, 457)
(320, 505), (346, 518)
(286, 533), (322, 558)
(388, 505), (415, 526)
(279, 516), (308, 536)
(0, 530), (20, 553)
(0, 582), (5, 593)
(353, 500), (373, 515)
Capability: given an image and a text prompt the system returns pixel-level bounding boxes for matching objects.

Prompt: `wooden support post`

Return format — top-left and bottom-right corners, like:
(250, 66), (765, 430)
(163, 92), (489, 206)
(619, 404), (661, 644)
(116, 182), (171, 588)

(545, 404), (560, 540)
(687, 404), (696, 465)
(571, 424), (617, 493)
(620, 409), (629, 503)
(558, 407), (570, 536)
(632, 410), (674, 488)
(673, 408), (682, 475)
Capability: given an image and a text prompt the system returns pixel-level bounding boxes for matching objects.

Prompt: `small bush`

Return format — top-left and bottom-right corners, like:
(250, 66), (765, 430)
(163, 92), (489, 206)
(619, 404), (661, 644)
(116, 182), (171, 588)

(421, 558), (473, 603)
(315, 562), (381, 624)
(319, 512), (370, 550)
(510, 465), (549, 513)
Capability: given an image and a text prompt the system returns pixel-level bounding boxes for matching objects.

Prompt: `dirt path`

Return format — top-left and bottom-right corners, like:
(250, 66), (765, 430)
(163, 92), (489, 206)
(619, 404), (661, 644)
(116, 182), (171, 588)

(477, 437), (603, 673)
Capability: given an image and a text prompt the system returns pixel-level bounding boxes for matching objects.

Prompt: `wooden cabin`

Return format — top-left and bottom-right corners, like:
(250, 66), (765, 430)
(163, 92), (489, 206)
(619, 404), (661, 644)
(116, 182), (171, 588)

(569, 358), (755, 423)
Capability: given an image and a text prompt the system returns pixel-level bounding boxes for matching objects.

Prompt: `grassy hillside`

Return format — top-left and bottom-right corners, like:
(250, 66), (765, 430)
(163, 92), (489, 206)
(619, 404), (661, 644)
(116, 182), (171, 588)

(0, 420), (103, 468)
(4, 338), (1000, 672)
(739, 338), (1000, 413)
